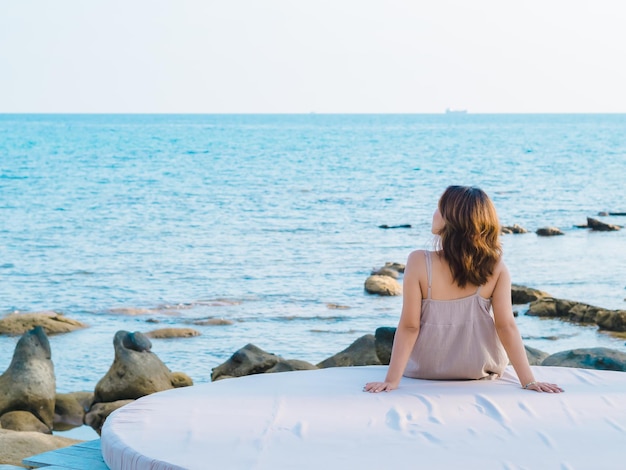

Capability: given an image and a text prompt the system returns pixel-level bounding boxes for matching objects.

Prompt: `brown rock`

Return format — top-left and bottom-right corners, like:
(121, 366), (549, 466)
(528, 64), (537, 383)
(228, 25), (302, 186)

(0, 429), (80, 467)
(364, 275), (402, 296)
(145, 327), (201, 339)
(0, 311), (86, 336)
(93, 331), (192, 405)
(536, 227), (564, 236)
(211, 344), (280, 381)
(191, 318), (234, 326)
(370, 267), (399, 279)
(266, 359), (317, 374)
(383, 262), (405, 273)
(317, 334), (382, 368)
(170, 371), (194, 388)
(54, 391), (93, 431)
(511, 285), (550, 304)
(596, 310), (626, 332)
(0, 327), (55, 430)
(84, 399), (134, 435)
(0, 411), (50, 434)
(501, 224), (528, 234)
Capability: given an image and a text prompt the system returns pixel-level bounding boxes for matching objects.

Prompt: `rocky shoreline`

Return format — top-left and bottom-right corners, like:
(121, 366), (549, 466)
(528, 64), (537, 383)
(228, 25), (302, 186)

(2, 284), (626, 467)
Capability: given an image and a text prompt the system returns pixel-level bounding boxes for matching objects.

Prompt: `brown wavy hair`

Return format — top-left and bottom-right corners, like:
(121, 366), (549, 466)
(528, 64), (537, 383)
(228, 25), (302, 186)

(436, 186), (502, 287)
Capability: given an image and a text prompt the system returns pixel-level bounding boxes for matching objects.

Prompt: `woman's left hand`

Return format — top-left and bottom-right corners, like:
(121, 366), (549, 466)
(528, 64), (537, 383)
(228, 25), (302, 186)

(524, 381), (564, 393)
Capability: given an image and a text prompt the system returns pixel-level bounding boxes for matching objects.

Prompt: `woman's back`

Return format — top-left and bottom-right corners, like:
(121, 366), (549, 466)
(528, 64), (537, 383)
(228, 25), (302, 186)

(403, 250), (508, 380)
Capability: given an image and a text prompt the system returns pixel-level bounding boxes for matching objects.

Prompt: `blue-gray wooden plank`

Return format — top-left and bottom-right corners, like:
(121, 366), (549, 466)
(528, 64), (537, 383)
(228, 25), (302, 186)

(22, 439), (109, 470)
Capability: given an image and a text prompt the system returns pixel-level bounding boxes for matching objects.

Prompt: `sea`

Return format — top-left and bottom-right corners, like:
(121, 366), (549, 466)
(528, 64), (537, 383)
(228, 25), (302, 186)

(1, 114), (625, 418)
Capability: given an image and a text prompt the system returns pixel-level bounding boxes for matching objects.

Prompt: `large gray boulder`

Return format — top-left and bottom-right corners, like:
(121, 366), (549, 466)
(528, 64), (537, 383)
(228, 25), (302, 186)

(93, 331), (192, 404)
(374, 327), (396, 365)
(525, 345), (549, 365)
(0, 327), (55, 431)
(317, 335), (381, 368)
(211, 344), (316, 381)
(541, 348), (626, 371)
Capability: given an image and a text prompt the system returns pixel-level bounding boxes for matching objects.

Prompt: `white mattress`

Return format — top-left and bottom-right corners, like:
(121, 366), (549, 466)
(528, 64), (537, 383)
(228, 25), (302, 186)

(101, 365), (626, 470)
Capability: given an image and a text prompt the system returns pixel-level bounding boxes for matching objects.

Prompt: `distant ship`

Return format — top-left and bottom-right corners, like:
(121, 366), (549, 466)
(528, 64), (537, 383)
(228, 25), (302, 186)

(445, 108), (468, 115)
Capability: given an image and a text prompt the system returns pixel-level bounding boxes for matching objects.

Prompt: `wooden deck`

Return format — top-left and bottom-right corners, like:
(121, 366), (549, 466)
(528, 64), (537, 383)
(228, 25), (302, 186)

(22, 439), (109, 470)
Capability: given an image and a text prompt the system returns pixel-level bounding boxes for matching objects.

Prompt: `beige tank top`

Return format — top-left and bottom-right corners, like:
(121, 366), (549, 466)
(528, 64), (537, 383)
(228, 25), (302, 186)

(403, 251), (508, 380)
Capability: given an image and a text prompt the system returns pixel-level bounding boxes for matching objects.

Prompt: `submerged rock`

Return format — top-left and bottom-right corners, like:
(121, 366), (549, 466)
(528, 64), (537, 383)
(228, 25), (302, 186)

(0, 326), (55, 431)
(536, 227), (564, 236)
(587, 217), (621, 231)
(317, 334), (381, 368)
(145, 327), (201, 339)
(501, 224), (528, 234)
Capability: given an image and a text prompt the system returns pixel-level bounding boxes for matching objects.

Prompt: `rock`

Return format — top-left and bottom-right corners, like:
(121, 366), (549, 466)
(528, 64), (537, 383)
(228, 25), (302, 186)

(84, 399), (134, 435)
(92, 330), (192, 405)
(526, 298), (559, 317)
(541, 348), (626, 371)
(326, 303), (351, 310)
(526, 298), (626, 332)
(383, 262), (405, 273)
(54, 391), (93, 431)
(170, 371), (194, 388)
(0, 311), (86, 336)
(145, 327), (201, 339)
(609, 212), (626, 216)
(501, 224), (528, 234)
(191, 318), (234, 326)
(596, 310), (626, 332)
(525, 345), (549, 366)
(266, 359), (317, 374)
(0, 411), (51, 434)
(536, 227), (564, 236)
(0, 429), (80, 468)
(511, 285), (550, 304)
(586, 217), (621, 231)
(212, 344), (282, 381)
(370, 267), (399, 279)
(317, 335), (382, 368)
(364, 275), (402, 296)
(379, 224), (412, 229)
(0, 326), (55, 430)
(374, 327), (396, 365)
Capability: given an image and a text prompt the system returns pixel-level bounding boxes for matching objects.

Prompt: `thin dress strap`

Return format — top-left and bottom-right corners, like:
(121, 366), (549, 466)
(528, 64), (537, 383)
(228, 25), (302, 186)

(424, 251), (432, 299)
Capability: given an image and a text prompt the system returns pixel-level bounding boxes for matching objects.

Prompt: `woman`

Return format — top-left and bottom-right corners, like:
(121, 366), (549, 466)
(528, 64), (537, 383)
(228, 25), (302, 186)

(364, 186), (563, 393)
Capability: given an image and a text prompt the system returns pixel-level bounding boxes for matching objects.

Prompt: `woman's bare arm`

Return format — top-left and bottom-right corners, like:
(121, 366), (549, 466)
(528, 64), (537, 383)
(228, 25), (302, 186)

(492, 262), (563, 393)
(364, 250), (423, 392)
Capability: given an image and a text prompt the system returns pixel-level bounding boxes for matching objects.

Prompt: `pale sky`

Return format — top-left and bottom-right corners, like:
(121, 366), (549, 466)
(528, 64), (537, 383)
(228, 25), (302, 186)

(1, 0), (625, 113)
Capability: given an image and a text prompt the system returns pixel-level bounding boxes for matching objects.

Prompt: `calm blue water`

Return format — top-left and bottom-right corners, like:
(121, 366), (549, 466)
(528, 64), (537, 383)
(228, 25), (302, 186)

(1, 114), (626, 397)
